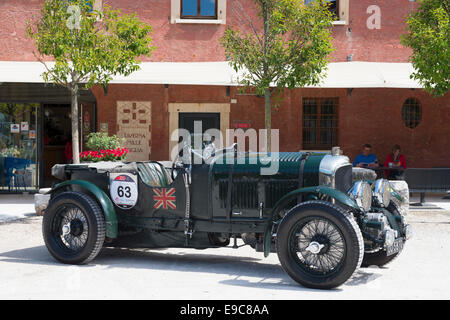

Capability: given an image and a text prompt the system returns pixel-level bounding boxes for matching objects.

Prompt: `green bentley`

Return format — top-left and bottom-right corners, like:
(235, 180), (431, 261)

(42, 145), (411, 289)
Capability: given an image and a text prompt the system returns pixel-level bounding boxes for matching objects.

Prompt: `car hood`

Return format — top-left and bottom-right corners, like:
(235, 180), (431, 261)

(210, 152), (327, 176)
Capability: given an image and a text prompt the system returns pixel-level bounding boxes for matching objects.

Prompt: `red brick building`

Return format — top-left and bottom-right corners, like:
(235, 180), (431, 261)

(0, 0), (449, 191)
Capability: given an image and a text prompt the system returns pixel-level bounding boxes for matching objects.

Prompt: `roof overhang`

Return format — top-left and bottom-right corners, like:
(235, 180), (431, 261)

(0, 61), (423, 89)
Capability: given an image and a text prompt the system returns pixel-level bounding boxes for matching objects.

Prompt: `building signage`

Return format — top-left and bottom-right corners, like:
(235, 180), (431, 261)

(234, 121), (252, 129)
(21, 122), (29, 131)
(10, 124), (20, 133)
(117, 101), (152, 162)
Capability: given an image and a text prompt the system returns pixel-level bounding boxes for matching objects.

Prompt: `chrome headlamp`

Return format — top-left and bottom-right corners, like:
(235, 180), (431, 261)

(319, 172), (332, 187)
(373, 179), (391, 207)
(350, 181), (372, 211)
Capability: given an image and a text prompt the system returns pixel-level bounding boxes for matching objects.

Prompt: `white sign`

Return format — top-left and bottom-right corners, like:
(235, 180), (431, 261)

(10, 124), (20, 133)
(110, 173), (138, 209)
(21, 122), (29, 131)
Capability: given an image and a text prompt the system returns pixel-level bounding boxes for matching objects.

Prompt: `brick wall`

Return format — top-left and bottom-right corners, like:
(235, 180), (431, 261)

(93, 84), (450, 168)
(0, 0), (419, 63)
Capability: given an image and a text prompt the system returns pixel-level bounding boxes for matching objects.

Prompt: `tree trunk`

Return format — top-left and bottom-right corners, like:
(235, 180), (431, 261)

(70, 84), (80, 164)
(264, 88), (272, 153)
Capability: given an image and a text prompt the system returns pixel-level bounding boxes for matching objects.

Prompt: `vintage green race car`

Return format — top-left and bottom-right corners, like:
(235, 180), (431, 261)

(42, 145), (411, 289)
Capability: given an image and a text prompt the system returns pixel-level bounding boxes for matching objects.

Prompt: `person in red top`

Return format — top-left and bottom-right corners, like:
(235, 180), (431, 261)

(64, 135), (73, 164)
(383, 144), (406, 179)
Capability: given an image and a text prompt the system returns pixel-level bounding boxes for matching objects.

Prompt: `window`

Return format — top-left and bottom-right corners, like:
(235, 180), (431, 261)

(305, 0), (338, 19)
(181, 0), (217, 19)
(402, 98), (422, 129)
(171, 0), (226, 24)
(302, 98), (338, 150)
(305, 0), (348, 25)
(66, 0), (102, 12)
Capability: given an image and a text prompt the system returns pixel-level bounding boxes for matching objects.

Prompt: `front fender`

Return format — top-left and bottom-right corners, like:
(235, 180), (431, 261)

(48, 180), (118, 239)
(271, 186), (359, 217)
(262, 186), (359, 257)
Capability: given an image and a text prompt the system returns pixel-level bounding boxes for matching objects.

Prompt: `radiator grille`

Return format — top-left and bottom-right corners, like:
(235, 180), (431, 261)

(219, 179), (259, 209)
(219, 178), (299, 209)
(264, 179), (299, 208)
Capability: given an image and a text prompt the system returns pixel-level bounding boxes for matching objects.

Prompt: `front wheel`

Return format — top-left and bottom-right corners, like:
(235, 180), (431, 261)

(276, 201), (364, 289)
(42, 191), (106, 265)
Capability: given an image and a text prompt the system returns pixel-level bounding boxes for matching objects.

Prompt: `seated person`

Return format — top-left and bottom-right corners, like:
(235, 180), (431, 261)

(353, 144), (379, 169)
(383, 144), (406, 179)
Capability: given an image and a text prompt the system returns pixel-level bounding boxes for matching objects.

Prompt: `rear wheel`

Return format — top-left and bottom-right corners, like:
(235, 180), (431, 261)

(42, 191), (105, 264)
(276, 201), (364, 289)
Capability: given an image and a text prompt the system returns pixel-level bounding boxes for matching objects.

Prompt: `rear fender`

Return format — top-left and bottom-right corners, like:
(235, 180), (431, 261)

(47, 180), (118, 239)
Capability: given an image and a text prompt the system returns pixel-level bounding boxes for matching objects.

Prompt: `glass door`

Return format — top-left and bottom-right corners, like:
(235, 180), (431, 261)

(0, 103), (39, 192)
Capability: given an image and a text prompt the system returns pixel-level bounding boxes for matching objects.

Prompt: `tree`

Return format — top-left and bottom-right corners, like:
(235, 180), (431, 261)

(27, 0), (154, 163)
(401, 0), (449, 97)
(221, 0), (334, 151)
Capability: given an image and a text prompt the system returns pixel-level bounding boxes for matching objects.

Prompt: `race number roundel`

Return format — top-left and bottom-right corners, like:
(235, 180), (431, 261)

(110, 173), (138, 209)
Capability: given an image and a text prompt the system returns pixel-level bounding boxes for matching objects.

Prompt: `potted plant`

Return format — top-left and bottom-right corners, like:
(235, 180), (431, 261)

(80, 133), (128, 162)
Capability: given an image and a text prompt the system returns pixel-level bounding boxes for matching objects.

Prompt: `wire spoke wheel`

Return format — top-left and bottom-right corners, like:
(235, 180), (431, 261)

(291, 217), (346, 276)
(54, 205), (89, 252)
(277, 201), (364, 289)
(43, 191), (105, 265)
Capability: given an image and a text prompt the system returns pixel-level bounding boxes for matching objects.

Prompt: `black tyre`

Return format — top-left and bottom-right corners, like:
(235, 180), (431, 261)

(43, 191), (106, 264)
(276, 201), (364, 289)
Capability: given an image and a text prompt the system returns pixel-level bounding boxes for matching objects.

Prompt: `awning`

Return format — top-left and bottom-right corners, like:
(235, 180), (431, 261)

(307, 62), (422, 88)
(0, 61), (423, 88)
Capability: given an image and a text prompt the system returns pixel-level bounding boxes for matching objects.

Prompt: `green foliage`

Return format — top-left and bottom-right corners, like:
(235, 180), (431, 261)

(401, 0), (449, 96)
(220, 0), (334, 150)
(220, 0), (335, 96)
(27, 0), (154, 89)
(85, 132), (125, 151)
(27, 0), (154, 163)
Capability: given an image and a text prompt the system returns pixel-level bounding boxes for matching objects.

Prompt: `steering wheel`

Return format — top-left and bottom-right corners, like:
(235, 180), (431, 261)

(171, 155), (183, 181)
(170, 143), (238, 180)
(171, 142), (191, 181)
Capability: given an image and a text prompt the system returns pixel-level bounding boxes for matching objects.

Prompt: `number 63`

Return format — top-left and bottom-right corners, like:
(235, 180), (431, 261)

(117, 186), (131, 198)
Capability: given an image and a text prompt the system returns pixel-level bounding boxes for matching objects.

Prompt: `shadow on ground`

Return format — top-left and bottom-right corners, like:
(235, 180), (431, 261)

(0, 245), (383, 292)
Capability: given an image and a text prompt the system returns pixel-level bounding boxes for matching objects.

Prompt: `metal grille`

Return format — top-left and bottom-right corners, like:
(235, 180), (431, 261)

(402, 98), (422, 129)
(302, 98), (338, 150)
(264, 179), (299, 208)
(219, 179), (259, 209)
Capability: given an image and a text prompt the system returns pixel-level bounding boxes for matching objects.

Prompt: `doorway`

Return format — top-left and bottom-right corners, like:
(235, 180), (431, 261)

(41, 103), (96, 187)
(178, 112), (220, 148)
(168, 103), (230, 160)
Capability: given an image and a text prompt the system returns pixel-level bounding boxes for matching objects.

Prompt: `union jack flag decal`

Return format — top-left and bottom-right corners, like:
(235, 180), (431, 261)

(153, 188), (176, 210)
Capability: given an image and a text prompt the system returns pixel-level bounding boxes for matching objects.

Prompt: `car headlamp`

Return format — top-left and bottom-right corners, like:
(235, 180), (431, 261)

(384, 229), (396, 247)
(349, 181), (372, 211)
(373, 179), (391, 207)
(319, 172), (333, 187)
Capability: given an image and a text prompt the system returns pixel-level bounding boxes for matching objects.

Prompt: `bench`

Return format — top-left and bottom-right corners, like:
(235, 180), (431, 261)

(403, 168), (450, 206)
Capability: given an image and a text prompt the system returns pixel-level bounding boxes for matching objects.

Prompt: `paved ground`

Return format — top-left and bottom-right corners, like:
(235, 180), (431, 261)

(0, 194), (449, 300)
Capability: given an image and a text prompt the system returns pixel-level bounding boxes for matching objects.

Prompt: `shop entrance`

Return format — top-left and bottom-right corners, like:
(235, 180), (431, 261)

(0, 83), (97, 192)
(42, 103), (96, 187)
